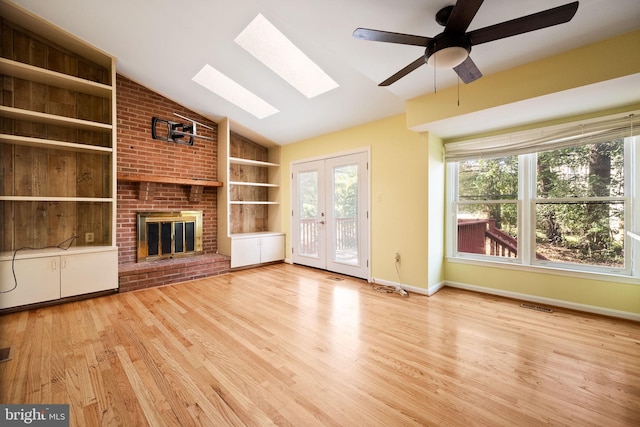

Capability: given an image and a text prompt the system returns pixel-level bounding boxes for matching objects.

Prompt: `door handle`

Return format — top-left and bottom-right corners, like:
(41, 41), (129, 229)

(319, 220), (325, 225)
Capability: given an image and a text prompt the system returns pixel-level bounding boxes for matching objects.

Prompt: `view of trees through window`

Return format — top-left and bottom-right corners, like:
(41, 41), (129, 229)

(536, 139), (625, 267)
(456, 139), (626, 268)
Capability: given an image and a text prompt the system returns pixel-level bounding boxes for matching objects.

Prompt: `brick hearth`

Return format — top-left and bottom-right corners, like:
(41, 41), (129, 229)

(118, 254), (229, 292)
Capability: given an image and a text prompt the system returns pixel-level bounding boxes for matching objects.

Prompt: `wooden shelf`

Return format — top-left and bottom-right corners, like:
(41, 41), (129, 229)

(118, 173), (222, 203)
(117, 173), (222, 187)
(230, 201), (279, 205)
(0, 57), (112, 98)
(229, 157), (279, 167)
(0, 196), (113, 202)
(0, 245), (118, 262)
(0, 133), (112, 154)
(229, 231), (285, 238)
(229, 181), (279, 188)
(0, 106), (112, 132)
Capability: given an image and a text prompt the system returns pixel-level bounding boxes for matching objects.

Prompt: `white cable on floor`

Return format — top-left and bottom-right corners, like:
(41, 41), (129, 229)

(394, 258), (408, 297)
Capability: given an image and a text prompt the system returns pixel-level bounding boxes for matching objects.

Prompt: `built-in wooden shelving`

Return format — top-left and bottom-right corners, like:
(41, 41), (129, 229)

(0, 0), (118, 310)
(217, 118), (284, 268)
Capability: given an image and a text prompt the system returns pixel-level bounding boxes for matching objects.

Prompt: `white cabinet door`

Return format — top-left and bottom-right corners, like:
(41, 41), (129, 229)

(260, 235), (285, 263)
(0, 257), (61, 309)
(230, 234), (285, 268)
(60, 249), (118, 298)
(231, 238), (262, 268)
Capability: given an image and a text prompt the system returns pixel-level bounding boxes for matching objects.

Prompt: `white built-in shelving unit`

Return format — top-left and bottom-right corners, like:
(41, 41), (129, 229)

(0, 1), (118, 310)
(217, 118), (284, 268)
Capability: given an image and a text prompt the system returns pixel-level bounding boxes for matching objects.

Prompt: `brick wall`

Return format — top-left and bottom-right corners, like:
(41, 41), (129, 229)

(116, 75), (228, 291)
(116, 74), (217, 180)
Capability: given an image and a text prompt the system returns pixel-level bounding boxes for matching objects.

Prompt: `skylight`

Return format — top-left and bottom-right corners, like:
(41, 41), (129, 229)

(192, 64), (279, 119)
(234, 13), (339, 99)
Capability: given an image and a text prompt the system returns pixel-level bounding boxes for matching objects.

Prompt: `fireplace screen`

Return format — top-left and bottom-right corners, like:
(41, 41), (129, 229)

(137, 211), (203, 262)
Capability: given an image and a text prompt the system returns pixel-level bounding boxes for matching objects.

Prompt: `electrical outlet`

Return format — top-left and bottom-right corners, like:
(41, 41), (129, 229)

(85, 232), (95, 243)
(394, 251), (400, 262)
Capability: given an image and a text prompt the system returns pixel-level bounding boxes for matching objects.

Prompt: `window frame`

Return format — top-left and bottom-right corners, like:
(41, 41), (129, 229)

(446, 134), (639, 280)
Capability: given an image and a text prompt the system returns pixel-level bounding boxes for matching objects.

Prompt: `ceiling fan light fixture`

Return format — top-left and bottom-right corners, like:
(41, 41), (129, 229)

(425, 32), (471, 69)
(426, 46), (469, 69)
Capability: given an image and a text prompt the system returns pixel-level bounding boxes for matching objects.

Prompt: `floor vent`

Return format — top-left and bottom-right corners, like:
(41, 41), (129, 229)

(0, 347), (12, 363)
(327, 276), (345, 281)
(520, 303), (553, 313)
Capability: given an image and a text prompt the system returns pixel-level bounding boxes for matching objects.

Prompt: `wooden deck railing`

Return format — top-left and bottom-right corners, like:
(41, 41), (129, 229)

(299, 217), (546, 259)
(458, 219), (547, 259)
(299, 217), (357, 254)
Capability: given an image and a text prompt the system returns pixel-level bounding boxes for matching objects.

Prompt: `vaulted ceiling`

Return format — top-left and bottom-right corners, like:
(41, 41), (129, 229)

(9, 0), (640, 144)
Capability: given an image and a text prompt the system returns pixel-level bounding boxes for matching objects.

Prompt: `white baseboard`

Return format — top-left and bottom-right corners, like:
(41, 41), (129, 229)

(445, 280), (640, 322)
(371, 277), (445, 297)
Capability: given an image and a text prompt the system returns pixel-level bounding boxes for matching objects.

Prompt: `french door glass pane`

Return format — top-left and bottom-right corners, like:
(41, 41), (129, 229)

(298, 171), (319, 257)
(333, 164), (358, 265)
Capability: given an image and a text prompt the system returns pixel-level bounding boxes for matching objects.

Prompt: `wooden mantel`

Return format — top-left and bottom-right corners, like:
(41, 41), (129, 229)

(118, 173), (223, 202)
(118, 173), (222, 187)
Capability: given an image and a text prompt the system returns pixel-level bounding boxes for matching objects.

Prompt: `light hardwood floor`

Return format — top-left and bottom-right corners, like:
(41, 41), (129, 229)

(1, 263), (639, 426)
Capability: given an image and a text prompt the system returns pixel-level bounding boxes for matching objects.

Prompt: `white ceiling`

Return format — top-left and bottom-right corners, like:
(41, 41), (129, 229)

(10, 0), (640, 144)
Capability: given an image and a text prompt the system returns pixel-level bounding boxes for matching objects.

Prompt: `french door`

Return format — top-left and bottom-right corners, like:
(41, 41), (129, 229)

(291, 152), (369, 279)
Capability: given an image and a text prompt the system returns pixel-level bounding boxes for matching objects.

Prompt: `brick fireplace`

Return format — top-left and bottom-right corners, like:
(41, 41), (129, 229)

(137, 211), (203, 261)
(116, 75), (229, 292)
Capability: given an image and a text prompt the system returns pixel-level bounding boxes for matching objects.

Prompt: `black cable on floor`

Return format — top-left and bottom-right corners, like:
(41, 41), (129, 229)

(1, 235), (78, 294)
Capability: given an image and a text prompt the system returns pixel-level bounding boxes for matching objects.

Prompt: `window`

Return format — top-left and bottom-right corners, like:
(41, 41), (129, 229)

(456, 156), (519, 260)
(534, 140), (625, 269)
(446, 113), (639, 277)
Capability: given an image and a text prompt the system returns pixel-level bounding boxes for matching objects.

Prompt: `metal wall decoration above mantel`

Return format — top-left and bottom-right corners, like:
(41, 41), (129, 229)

(151, 113), (214, 146)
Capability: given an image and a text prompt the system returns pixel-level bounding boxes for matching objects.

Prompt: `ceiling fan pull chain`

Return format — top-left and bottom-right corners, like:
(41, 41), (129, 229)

(457, 76), (460, 107)
(433, 41), (437, 93)
(434, 66), (437, 93)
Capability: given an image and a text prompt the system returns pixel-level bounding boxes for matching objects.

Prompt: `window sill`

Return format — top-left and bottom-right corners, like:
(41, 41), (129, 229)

(445, 256), (640, 286)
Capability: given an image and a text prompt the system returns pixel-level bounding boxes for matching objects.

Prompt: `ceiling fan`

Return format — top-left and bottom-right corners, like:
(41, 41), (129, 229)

(353, 0), (579, 86)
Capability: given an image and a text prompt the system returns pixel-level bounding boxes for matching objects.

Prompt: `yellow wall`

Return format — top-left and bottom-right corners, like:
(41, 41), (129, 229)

(280, 29), (640, 317)
(445, 262), (640, 315)
(428, 133), (445, 287)
(280, 115), (436, 289)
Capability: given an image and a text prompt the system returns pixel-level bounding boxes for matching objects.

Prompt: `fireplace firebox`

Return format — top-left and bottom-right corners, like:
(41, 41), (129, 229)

(137, 211), (203, 262)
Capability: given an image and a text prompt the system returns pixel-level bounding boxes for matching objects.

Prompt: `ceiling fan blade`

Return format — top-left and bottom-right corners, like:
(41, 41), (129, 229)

(445, 0), (484, 34)
(468, 1), (579, 46)
(353, 28), (430, 47)
(454, 56), (483, 84)
(379, 57), (426, 86)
